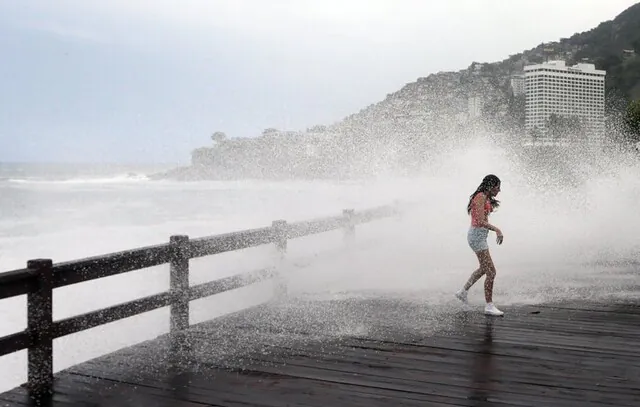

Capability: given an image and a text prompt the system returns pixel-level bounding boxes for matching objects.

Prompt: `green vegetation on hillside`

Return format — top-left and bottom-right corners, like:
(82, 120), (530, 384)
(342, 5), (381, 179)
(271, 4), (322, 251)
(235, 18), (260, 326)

(504, 2), (640, 101)
(625, 99), (640, 142)
(567, 3), (640, 100)
(179, 3), (640, 181)
(331, 3), (640, 139)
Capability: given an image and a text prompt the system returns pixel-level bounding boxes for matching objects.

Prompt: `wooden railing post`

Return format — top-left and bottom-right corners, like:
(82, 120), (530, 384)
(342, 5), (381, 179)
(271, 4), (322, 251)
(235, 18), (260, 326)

(169, 235), (190, 334)
(272, 220), (287, 257)
(343, 209), (355, 244)
(393, 200), (403, 221)
(271, 220), (288, 297)
(169, 235), (191, 365)
(26, 258), (54, 396)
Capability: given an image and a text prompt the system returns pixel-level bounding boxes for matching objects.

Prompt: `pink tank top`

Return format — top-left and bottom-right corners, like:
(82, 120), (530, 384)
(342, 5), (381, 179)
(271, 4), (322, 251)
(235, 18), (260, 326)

(470, 193), (492, 227)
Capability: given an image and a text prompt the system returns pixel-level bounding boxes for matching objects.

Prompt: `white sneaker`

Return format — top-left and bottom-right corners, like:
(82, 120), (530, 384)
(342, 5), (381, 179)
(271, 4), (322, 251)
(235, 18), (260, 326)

(455, 289), (468, 304)
(484, 303), (504, 316)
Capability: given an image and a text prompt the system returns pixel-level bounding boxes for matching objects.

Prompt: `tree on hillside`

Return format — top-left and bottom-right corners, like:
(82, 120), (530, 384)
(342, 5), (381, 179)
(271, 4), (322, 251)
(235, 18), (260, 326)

(546, 114), (584, 140)
(211, 131), (227, 143)
(307, 125), (328, 133)
(529, 126), (542, 143)
(620, 55), (640, 97)
(262, 128), (279, 137)
(624, 99), (640, 142)
(506, 94), (525, 129)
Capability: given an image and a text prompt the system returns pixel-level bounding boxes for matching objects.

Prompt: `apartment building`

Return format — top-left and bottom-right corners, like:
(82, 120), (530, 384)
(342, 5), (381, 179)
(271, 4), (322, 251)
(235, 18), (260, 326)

(524, 60), (606, 142)
(510, 74), (525, 96)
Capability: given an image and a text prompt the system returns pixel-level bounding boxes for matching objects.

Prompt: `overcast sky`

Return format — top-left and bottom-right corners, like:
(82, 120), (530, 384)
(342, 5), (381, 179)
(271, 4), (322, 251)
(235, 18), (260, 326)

(1, 0), (637, 163)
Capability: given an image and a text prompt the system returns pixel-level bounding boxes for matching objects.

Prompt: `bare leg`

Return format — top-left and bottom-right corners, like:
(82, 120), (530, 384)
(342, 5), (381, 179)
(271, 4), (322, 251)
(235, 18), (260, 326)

(464, 268), (485, 290)
(458, 249), (503, 315)
(476, 250), (497, 303)
(484, 272), (495, 303)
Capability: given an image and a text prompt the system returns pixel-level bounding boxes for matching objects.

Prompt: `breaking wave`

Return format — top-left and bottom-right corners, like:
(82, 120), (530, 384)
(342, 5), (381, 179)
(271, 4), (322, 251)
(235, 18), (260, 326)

(4, 173), (150, 185)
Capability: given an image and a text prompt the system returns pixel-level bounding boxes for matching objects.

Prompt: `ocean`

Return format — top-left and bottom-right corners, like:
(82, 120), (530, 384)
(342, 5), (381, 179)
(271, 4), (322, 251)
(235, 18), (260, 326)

(1, 141), (639, 392)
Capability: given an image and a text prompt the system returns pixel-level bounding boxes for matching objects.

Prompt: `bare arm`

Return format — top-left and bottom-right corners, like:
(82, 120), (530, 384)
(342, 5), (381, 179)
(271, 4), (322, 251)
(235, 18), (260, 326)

(471, 193), (502, 234)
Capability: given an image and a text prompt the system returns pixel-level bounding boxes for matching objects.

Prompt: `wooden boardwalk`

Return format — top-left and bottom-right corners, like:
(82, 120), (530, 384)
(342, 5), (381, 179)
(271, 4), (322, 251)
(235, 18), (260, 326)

(2, 296), (640, 407)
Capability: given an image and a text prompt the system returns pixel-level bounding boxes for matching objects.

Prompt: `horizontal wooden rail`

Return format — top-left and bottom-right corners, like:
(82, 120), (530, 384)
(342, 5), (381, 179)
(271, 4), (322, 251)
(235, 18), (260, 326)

(0, 268), (35, 300)
(53, 292), (174, 339)
(52, 245), (172, 288)
(189, 227), (275, 259)
(0, 331), (31, 358)
(287, 215), (345, 239)
(0, 203), (402, 397)
(188, 268), (275, 302)
(353, 204), (398, 224)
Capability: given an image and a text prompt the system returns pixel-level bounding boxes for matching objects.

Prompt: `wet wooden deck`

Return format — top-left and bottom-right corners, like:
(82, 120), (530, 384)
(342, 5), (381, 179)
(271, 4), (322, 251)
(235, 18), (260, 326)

(2, 296), (640, 407)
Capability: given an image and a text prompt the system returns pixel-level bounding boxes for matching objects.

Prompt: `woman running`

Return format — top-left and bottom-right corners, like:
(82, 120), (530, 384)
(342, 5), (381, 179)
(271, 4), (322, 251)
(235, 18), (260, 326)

(455, 174), (504, 316)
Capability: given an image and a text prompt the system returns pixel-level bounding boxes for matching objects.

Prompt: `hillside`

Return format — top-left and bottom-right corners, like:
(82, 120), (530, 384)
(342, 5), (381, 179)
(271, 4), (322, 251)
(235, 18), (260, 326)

(170, 3), (640, 181)
(564, 2), (640, 100)
(327, 2), (640, 138)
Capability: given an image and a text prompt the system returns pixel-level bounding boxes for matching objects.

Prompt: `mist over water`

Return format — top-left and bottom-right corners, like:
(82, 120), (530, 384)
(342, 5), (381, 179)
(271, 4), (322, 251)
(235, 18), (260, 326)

(1, 140), (639, 392)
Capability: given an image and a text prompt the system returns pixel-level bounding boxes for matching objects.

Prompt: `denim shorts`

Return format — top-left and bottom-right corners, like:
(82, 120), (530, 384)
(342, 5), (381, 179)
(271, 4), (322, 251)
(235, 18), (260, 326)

(467, 227), (489, 252)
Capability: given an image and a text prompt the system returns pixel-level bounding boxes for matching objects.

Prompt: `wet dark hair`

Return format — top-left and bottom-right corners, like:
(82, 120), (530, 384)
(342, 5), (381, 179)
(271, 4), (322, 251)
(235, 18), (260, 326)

(467, 174), (501, 214)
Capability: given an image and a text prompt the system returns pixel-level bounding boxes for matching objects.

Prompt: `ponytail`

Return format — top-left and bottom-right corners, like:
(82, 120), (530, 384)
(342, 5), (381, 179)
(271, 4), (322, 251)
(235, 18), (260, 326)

(466, 174), (501, 214)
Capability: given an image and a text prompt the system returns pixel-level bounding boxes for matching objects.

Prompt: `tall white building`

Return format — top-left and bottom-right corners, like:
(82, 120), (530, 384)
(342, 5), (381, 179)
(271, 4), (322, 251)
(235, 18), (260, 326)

(510, 75), (525, 96)
(524, 60), (606, 143)
(468, 96), (483, 119)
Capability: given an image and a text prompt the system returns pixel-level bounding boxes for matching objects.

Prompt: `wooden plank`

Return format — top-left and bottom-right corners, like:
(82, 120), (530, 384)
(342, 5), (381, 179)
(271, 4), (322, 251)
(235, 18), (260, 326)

(287, 216), (344, 239)
(327, 336), (640, 370)
(0, 374), (210, 407)
(188, 227), (275, 259)
(52, 244), (171, 288)
(2, 299), (640, 407)
(0, 331), (31, 358)
(26, 259), (54, 395)
(59, 358), (524, 407)
(188, 268), (274, 302)
(0, 268), (34, 300)
(237, 343), (640, 401)
(226, 361), (608, 407)
(532, 301), (640, 314)
(207, 330), (638, 405)
(53, 291), (173, 338)
(353, 205), (398, 224)
(59, 368), (482, 407)
(169, 235), (190, 334)
(250, 341), (640, 391)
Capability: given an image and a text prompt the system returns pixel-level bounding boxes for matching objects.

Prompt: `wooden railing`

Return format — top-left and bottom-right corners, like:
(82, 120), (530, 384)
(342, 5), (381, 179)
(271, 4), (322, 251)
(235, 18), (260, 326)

(0, 203), (400, 396)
